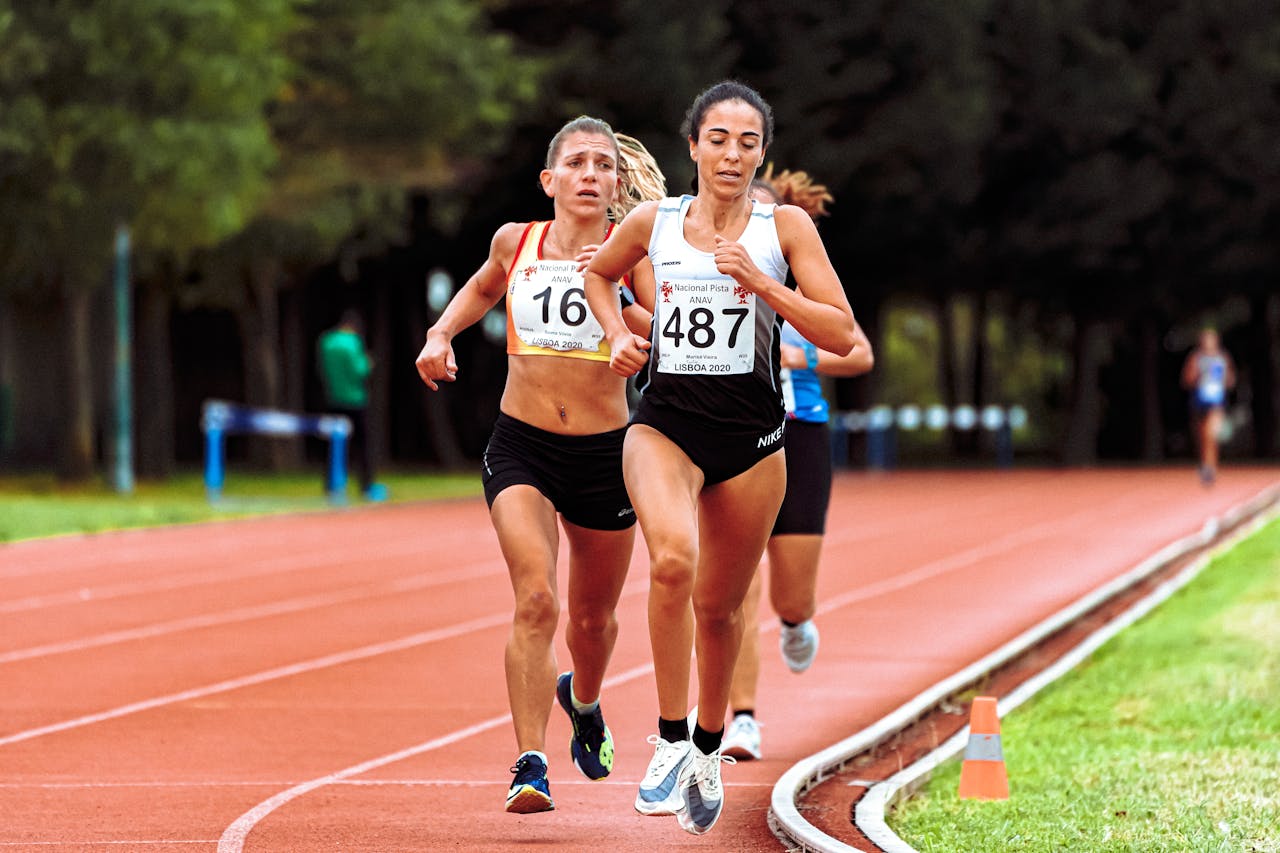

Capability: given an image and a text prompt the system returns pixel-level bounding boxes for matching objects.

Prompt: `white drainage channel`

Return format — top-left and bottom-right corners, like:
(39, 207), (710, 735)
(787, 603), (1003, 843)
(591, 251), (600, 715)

(769, 484), (1280, 853)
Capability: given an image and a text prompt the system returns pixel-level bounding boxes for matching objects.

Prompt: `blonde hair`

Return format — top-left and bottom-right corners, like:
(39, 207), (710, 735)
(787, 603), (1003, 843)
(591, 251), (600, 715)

(612, 132), (666, 220)
(759, 163), (833, 221)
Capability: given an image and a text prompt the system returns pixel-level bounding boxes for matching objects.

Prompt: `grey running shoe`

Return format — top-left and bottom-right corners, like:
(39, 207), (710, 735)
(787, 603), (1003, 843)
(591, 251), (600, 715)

(722, 714), (762, 761)
(634, 735), (692, 815)
(675, 745), (735, 835)
(780, 619), (820, 673)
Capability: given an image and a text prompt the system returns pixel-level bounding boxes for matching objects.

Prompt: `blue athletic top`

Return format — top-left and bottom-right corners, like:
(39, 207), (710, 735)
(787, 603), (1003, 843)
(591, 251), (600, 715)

(779, 322), (828, 423)
(1194, 353), (1228, 407)
(640, 195), (792, 432)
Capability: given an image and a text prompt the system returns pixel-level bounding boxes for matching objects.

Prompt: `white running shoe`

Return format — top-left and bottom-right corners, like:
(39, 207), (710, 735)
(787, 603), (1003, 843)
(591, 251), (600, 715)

(676, 746), (735, 835)
(634, 735), (692, 816)
(721, 714), (762, 761)
(780, 619), (820, 673)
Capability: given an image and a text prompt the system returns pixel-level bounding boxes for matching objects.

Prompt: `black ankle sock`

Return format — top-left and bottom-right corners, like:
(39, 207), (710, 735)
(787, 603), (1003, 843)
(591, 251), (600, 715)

(733, 709), (755, 720)
(692, 723), (723, 755)
(658, 715), (689, 743)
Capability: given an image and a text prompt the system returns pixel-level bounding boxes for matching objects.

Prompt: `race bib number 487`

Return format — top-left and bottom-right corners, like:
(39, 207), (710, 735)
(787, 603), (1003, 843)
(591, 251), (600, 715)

(509, 261), (605, 352)
(656, 278), (755, 375)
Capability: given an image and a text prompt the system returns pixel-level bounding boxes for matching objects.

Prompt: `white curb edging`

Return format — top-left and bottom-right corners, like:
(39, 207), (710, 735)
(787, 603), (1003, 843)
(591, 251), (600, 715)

(768, 483), (1280, 853)
(856, 500), (1279, 852)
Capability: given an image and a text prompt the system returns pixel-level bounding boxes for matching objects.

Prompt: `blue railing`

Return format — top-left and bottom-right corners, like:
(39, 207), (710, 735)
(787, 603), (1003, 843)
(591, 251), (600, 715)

(200, 399), (353, 502)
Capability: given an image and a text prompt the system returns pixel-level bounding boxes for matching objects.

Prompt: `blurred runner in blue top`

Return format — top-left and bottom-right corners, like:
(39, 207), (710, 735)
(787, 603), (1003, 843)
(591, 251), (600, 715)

(722, 168), (873, 761)
(1181, 326), (1235, 486)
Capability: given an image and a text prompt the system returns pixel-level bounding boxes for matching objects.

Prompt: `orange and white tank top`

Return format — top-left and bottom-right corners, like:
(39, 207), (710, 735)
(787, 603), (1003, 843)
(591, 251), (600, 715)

(505, 221), (618, 362)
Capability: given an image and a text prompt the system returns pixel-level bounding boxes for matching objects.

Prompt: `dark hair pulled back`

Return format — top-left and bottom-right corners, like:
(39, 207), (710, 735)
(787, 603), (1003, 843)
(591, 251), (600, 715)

(680, 80), (774, 147)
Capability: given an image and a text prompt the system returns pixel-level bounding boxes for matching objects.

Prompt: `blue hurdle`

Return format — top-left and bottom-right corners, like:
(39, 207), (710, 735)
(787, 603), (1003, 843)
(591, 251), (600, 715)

(200, 399), (353, 503)
(830, 404), (1029, 470)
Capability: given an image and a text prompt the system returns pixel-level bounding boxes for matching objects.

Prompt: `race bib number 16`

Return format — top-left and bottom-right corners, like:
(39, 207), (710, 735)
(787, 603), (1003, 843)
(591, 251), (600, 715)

(656, 278), (755, 375)
(509, 261), (605, 352)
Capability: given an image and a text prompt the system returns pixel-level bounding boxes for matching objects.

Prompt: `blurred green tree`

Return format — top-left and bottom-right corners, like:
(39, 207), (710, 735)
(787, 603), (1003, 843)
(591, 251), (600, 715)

(729, 0), (997, 437)
(0, 0), (292, 479)
(981, 0), (1280, 461)
(187, 0), (540, 471)
(727, 0), (1278, 463)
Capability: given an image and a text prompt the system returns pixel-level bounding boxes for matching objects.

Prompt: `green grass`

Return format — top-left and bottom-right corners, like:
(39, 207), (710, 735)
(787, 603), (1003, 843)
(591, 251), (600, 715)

(891, 515), (1280, 853)
(0, 468), (484, 542)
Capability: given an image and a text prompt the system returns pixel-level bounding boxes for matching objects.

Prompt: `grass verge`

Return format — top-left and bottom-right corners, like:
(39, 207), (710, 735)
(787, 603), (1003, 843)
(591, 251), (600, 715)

(890, 515), (1280, 853)
(0, 469), (483, 543)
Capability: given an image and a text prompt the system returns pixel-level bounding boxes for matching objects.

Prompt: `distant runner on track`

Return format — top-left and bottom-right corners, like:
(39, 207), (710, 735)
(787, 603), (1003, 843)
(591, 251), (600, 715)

(415, 116), (664, 814)
(1181, 326), (1236, 486)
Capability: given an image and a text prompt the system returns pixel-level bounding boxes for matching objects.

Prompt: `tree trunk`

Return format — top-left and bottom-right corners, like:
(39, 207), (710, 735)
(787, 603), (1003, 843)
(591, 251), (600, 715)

(973, 289), (988, 410)
(58, 277), (97, 481)
(136, 273), (175, 479)
(237, 259), (290, 471)
(405, 285), (465, 468)
(277, 284), (305, 468)
(961, 289), (988, 456)
(370, 278), (393, 474)
(937, 292), (959, 454)
(1062, 315), (1108, 465)
(1138, 314), (1163, 461)
(1248, 290), (1279, 458)
(835, 288), (882, 412)
(0, 295), (13, 460)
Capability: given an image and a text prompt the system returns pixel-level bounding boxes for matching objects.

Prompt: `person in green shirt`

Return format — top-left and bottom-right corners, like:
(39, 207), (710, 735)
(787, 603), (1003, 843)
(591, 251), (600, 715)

(318, 310), (384, 500)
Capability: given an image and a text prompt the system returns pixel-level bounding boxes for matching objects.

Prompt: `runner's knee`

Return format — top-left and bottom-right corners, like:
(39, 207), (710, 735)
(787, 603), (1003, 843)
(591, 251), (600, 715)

(649, 545), (696, 599)
(512, 585), (559, 635)
(568, 607), (616, 641)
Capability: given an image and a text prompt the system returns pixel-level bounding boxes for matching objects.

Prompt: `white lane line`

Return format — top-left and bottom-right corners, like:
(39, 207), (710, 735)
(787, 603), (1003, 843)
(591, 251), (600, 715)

(0, 574), (652, 748)
(853, 499), (1280, 853)
(773, 483), (1280, 853)
(216, 714), (513, 852)
(0, 611), (510, 748)
(815, 496), (1165, 615)
(0, 779), (771, 789)
(0, 539), (456, 614)
(0, 510), (491, 581)
(0, 843), (216, 848)
(212, 499), (1146, 850)
(215, 659), (656, 853)
(0, 561), (505, 665)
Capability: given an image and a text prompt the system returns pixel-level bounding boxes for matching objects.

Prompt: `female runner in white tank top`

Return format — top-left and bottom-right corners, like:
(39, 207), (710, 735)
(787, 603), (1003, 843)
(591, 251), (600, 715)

(584, 81), (859, 836)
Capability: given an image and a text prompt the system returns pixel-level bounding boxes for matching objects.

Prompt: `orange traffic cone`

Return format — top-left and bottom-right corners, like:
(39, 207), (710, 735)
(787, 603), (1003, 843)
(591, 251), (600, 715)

(957, 696), (1009, 800)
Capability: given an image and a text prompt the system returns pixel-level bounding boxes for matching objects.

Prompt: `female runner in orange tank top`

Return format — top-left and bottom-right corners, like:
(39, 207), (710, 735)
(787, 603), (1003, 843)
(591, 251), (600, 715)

(415, 116), (662, 814)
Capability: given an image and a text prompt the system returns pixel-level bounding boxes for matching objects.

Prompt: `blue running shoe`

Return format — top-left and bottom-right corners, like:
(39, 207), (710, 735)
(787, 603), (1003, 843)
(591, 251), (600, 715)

(505, 753), (554, 814)
(556, 672), (614, 780)
(676, 745), (735, 835)
(634, 735), (692, 815)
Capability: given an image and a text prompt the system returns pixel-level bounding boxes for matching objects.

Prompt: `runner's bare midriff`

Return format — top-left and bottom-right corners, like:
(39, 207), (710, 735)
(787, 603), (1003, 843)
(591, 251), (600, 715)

(500, 355), (630, 435)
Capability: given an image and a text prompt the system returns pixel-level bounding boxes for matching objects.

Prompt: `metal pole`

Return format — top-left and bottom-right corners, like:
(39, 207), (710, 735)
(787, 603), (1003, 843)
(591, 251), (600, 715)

(113, 224), (134, 494)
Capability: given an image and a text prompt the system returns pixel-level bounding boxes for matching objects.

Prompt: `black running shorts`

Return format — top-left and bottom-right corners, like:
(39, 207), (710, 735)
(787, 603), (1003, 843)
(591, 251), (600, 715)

(772, 420), (832, 536)
(630, 397), (786, 487)
(482, 412), (635, 531)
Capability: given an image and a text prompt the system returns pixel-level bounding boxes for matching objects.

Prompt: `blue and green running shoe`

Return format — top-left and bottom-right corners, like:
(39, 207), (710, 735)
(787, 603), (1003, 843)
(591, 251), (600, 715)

(505, 752), (554, 814)
(556, 672), (614, 780)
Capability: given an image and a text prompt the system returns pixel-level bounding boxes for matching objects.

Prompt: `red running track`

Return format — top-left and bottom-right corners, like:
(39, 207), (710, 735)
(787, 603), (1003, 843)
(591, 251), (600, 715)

(0, 468), (1276, 852)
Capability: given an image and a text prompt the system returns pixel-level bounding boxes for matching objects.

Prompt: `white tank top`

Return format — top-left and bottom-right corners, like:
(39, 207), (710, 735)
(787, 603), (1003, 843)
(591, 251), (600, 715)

(641, 195), (791, 431)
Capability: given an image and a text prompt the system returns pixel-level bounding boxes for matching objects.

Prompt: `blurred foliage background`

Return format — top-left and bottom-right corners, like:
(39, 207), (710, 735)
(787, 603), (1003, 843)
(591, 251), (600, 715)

(0, 0), (1276, 480)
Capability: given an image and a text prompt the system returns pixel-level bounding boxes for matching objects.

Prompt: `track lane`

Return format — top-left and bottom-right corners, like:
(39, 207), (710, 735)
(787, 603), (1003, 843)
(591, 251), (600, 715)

(0, 469), (1274, 851)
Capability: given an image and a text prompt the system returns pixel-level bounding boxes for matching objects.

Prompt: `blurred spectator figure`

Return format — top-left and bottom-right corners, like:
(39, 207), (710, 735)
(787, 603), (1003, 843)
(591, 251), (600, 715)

(1181, 327), (1235, 486)
(318, 309), (385, 500)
